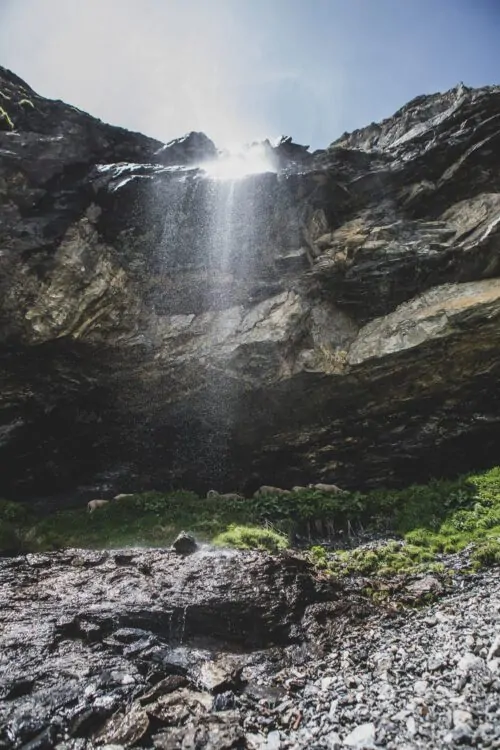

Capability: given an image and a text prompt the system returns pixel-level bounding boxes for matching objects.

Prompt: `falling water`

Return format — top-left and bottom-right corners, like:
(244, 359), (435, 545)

(155, 144), (290, 485)
(196, 147), (278, 482)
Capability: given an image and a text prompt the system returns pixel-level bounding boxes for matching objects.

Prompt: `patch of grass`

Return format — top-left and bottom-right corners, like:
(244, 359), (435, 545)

(322, 540), (438, 578)
(472, 539), (500, 568)
(1, 466), (500, 566)
(307, 467), (500, 577)
(212, 524), (289, 553)
(308, 545), (329, 569)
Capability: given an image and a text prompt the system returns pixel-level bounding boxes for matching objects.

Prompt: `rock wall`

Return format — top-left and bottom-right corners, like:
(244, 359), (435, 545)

(1, 67), (500, 498)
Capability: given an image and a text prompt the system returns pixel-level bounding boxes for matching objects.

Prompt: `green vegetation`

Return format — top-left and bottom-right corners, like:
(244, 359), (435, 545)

(307, 467), (500, 576)
(0, 467), (499, 575)
(0, 106), (14, 131)
(320, 541), (447, 578)
(213, 524), (289, 552)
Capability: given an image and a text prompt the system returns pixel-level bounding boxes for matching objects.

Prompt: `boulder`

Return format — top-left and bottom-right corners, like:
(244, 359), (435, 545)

(172, 531), (198, 556)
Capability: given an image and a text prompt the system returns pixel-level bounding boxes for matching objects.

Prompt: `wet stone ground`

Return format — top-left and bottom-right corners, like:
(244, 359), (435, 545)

(0, 547), (498, 749)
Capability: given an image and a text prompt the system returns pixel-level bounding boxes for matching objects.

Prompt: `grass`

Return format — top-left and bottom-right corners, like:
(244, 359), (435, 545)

(307, 467), (500, 576)
(1, 467), (499, 575)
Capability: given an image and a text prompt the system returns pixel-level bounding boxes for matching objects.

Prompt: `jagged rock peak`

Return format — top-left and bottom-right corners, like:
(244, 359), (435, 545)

(154, 131), (217, 166)
(0, 64), (161, 160)
(330, 81), (500, 153)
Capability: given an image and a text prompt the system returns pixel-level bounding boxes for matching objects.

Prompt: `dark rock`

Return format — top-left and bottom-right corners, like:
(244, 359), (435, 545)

(139, 675), (189, 705)
(1, 67), (500, 497)
(96, 704), (150, 746)
(172, 531), (198, 556)
(0, 548), (346, 748)
(154, 131), (217, 166)
(212, 691), (236, 711)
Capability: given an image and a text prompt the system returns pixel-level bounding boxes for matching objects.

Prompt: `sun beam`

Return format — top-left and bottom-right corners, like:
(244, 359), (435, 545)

(202, 143), (277, 180)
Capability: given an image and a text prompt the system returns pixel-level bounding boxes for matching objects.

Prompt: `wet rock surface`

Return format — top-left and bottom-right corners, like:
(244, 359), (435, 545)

(0, 547), (352, 749)
(2, 68), (500, 496)
(0, 549), (498, 748)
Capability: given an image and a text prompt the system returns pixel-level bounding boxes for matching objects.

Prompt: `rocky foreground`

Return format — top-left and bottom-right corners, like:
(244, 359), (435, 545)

(0, 547), (498, 749)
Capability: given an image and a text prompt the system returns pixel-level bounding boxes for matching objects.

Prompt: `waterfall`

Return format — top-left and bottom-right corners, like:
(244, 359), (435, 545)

(197, 148), (278, 482)
(156, 144), (294, 486)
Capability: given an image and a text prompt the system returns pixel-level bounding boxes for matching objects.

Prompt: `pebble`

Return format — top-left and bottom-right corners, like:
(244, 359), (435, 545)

(488, 634), (500, 661)
(276, 570), (500, 749)
(266, 730), (281, 749)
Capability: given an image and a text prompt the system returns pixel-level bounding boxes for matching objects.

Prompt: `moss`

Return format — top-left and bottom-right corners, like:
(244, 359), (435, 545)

(308, 545), (328, 568)
(212, 524), (289, 553)
(0, 106), (14, 130)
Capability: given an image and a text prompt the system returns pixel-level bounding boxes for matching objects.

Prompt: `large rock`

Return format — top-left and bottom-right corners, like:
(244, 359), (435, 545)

(0, 548), (344, 748)
(172, 531), (198, 555)
(1, 65), (500, 497)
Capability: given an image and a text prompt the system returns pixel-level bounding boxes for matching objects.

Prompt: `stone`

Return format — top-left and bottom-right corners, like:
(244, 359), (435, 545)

(453, 709), (473, 727)
(197, 657), (243, 693)
(457, 652), (484, 673)
(405, 576), (444, 599)
(323, 731), (342, 749)
(97, 705), (149, 746)
(487, 633), (500, 662)
(153, 131), (217, 166)
(266, 730), (281, 749)
(413, 680), (428, 695)
(172, 531), (198, 556)
(343, 722), (376, 748)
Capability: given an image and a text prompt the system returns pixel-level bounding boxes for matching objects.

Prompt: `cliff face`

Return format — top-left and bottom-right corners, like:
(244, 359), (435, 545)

(1, 67), (500, 498)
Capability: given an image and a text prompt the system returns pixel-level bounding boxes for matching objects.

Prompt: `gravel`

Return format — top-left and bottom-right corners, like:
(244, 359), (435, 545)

(244, 570), (500, 749)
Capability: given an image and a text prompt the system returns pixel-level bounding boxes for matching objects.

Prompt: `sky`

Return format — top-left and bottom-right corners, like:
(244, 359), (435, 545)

(1, 0), (500, 150)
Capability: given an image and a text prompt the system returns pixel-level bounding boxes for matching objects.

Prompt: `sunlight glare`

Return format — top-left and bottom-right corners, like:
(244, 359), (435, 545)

(202, 143), (277, 180)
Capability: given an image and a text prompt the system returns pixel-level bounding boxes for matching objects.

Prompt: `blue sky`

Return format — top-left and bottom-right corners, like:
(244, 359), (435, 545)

(1, 0), (499, 149)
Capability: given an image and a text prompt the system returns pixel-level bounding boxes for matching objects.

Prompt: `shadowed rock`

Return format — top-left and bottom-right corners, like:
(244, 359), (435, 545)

(172, 531), (198, 555)
(1, 66), (500, 497)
